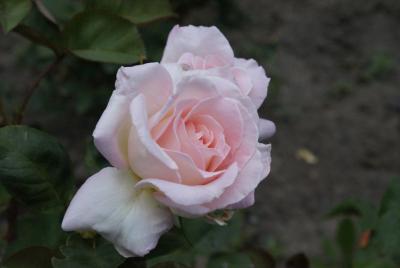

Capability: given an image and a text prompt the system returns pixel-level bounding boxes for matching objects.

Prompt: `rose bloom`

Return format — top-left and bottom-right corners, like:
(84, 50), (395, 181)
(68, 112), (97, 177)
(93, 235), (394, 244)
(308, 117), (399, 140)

(62, 25), (275, 257)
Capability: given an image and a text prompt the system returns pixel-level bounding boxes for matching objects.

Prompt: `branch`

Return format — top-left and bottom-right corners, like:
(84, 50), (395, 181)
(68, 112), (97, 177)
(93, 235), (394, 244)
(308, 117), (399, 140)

(13, 25), (64, 56)
(14, 55), (64, 124)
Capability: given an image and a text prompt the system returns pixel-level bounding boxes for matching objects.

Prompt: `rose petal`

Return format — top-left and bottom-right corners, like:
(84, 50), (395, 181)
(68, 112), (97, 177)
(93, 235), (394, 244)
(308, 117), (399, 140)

(62, 167), (174, 257)
(161, 144), (271, 216)
(232, 67), (253, 95)
(186, 97), (244, 154)
(209, 143), (271, 209)
(226, 191), (255, 209)
(135, 162), (239, 206)
(115, 62), (173, 115)
(93, 92), (130, 168)
(217, 98), (258, 169)
(234, 58), (270, 108)
(259, 119), (276, 140)
(165, 149), (224, 185)
(93, 63), (174, 168)
(161, 25), (234, 65)
(128, 94), (180, 182)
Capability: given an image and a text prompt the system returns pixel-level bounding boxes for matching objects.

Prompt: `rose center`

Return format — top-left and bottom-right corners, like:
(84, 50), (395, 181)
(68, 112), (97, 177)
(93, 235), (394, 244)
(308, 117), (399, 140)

(185, 121), (215, 148)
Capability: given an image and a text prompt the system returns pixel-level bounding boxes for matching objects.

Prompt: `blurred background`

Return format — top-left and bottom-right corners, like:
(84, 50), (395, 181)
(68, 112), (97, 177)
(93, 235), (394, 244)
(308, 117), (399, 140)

(1, 0), (399, 266)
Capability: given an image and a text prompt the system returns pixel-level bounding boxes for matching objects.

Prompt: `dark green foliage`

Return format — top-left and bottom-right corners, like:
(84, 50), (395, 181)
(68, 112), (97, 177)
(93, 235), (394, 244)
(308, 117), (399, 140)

(336, 218), (355, 268)
(320, 177), (400, 267)
(62, 11), (145, 64)
(0, 126), (73, 209)
(207, 253), (253, 268)
(0, 0), (32, 32)
(374, 178), (400, 261)
(1, 0), (174, 64)
(2, 246), (55, 268)
(85, 0), (175, 24)
(4, 207), (66, 258)
(52, 234), (125, 268)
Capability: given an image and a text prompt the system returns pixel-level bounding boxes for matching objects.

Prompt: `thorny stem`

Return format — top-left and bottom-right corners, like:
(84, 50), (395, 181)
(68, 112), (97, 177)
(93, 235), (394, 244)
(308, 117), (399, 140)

(14, 55), (64, 124)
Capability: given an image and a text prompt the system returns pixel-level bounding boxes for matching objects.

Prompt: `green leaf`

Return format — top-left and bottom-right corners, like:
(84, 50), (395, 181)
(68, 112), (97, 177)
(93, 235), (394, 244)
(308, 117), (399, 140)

(375, 195), (400, 261)
(116, 0), (175, 24)
(184, 213), (243, 255)
(0, 126), (73, 209)
(146, 227), (193, 268)
(14, 3), (64, 55)
(371, 178), (400, 261)
(85, 0), (175, 24)
(207, 253), (253, 268)
(327, 199), (378, 230)
(52, 234), (125, 268)
(0, 182), (11, 212)
(336, 218), (356, 268)
(147, 214), (243, 268)
(4, 207), (66, 258)
(327, 200), (363, 218)
(379, 177), (400, 216)
(2, 246), (55, 268)
(62, 11), (145, 64)
(0, 0), (32, 32)
(39, 0), (83, 25)
(147, 227), (190, 259)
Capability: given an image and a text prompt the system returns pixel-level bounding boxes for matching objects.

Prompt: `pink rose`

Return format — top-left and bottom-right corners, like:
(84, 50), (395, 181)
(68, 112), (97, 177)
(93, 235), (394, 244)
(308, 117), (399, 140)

(62, 25), (274, 257)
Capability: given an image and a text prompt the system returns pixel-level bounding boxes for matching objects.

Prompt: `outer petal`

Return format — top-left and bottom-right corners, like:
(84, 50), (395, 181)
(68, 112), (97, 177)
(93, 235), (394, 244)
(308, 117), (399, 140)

(208, 143), (271, 209)
(226, 191), (255, 209)
(135, 163), (239, 206)
(161, 144), (271, 216)
(259, 119), (276, 140)
(161, 25), (234, 65)
(234, 58), (270, 108)
(116, 62), (173, 115)
(94, 63), (174, 167)
(62, 167), (174, 257)
(93, 92), (131, 168)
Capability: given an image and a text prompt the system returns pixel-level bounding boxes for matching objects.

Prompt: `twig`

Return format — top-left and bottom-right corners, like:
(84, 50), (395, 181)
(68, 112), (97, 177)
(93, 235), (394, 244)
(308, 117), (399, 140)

(14, 55), (64, 124)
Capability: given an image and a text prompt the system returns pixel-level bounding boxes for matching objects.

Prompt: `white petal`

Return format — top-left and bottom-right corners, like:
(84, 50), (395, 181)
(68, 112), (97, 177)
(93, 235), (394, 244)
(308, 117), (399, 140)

(93, 63), (174, 168)
(161, 25), (234, 65)
(62, 167), (174, 257)
(116, 62), (173, 115)
(93, 92), (130, 168)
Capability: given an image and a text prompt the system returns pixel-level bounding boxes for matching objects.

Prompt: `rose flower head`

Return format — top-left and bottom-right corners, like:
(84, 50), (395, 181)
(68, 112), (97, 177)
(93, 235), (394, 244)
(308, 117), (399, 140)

(62, 25), (275, 257)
